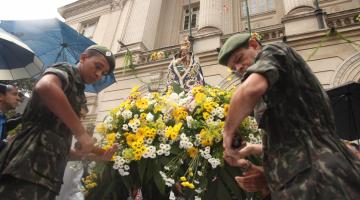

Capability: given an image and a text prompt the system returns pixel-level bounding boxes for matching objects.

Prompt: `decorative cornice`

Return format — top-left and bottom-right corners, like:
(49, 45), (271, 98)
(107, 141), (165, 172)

(110, 0), (129, 11)
(58, 0), (112, 19)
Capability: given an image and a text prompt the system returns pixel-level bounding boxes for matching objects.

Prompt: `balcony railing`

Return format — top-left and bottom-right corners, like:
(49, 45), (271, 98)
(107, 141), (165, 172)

(221, 24), (285, 45)
(326, 8), (360, 29)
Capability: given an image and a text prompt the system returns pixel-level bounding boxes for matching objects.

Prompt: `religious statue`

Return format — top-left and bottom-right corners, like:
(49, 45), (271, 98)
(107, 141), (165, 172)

(167, 36), (205, 92)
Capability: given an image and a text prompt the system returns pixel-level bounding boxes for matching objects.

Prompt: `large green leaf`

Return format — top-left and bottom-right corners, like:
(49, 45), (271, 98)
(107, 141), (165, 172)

(216, 179), (234, 200)
(137, 159), (148, 184)
(153, 167), (166, 194)
(219, 167), (244, 199)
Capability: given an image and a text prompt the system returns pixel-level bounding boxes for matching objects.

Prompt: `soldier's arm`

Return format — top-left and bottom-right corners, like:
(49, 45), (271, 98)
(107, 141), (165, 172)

(35, 74), (93, 154)
(223, 73), (268, 150)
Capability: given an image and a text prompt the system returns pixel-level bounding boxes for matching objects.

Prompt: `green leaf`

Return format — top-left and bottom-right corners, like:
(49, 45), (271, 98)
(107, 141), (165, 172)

(153, 168), (166, 194)
(219, 167), (244, 199)
(137, 159), (148, 184)
(144, 160), (156, 184)
(216, 179), (233, 200)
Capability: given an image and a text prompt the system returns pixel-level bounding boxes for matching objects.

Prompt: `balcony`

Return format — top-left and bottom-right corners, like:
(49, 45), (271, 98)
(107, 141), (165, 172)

(326, 8), (360, 29)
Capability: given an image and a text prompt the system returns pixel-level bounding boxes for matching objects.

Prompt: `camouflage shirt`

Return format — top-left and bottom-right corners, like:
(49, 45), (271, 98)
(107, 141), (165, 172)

(242, 43), (360, 199)
(0, 63), (87, 194)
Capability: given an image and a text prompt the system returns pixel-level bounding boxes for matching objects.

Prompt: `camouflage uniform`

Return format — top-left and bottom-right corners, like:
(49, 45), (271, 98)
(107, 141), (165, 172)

(0, 63), (87, 199)
(242, 42), (360, 199)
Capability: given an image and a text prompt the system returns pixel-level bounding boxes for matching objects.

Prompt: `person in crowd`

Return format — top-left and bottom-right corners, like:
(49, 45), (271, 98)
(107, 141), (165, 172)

(0, 45), (117, 200)
(0, 84), (21, 151)
(219, 33), (360, 199)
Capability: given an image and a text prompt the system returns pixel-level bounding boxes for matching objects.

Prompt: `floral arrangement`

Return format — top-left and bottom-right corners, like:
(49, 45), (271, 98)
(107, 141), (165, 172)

(87, 85), (262, 199)
(149, 50), (168, 61)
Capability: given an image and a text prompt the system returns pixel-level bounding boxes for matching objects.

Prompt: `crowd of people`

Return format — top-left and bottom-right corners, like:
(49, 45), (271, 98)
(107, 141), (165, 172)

(0, 33), (359, 200)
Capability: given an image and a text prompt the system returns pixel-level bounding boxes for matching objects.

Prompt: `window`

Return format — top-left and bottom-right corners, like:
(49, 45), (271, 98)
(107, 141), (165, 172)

(183, 5), (199, 30)
(80, 19), (98, 38)
(242, 0), (275, 16)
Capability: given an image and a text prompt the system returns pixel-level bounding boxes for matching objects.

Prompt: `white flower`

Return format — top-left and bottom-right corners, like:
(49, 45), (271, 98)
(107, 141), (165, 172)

(122, 124), (129, 131)
(146, 112), (154, 122)
(157, 149), (164, 155)
(179, 91), (185, 97)
(145, 138), (153, 144)
(168, 93), (179, 104)
(169, 191), (176, 200)
(121, 110), (132, 120)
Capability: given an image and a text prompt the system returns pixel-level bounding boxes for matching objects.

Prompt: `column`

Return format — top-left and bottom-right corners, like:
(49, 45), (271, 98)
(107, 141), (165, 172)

(198, 0), (222, 30)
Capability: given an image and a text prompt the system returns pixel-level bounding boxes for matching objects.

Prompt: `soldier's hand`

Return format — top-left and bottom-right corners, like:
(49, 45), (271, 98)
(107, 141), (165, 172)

(76, 132), (95, 154)
(222, 130), (235, 151)
(223, 153), (250, 168)
(235, 164), (268, 193)
(87, 144), (118, 161)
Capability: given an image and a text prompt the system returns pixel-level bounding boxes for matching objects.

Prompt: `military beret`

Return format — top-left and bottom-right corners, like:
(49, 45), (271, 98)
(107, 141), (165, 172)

(218, 33), (251, 66)
(86, 45), (115, 72)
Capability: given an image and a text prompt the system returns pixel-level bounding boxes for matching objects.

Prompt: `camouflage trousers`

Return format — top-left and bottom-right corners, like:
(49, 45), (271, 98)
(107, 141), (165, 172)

(0, 175), (56, 200)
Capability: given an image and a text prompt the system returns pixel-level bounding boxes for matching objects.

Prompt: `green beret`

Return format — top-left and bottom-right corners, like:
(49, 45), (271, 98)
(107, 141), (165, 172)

(218, 33), (251, 66)
(86, 45), (115, 72)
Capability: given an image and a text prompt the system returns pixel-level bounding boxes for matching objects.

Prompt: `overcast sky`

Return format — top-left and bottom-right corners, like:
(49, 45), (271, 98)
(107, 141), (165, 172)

(0, 0), (77, 21)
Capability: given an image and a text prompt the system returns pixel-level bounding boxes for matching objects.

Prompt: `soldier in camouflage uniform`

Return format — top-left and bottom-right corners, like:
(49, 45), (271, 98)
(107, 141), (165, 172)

(0, 45), (116, 200)
(219, 33), (360, 199)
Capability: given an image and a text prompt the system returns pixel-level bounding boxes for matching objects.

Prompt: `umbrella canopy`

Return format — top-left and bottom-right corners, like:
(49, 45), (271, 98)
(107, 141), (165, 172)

(326, 82), (360, 140)
(0, 28), (43, 80)
(0, 19), (115, 93)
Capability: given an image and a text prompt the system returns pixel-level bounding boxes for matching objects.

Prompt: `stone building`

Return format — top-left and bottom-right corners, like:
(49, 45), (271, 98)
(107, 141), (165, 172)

(58, 0), (360, 124)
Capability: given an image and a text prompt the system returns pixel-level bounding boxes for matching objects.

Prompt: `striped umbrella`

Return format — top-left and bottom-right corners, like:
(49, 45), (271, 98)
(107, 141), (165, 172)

(0, 28), (43, 80)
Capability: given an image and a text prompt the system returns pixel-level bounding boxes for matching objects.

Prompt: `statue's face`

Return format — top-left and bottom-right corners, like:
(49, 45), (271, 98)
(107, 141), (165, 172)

(181, 48), (189, 57)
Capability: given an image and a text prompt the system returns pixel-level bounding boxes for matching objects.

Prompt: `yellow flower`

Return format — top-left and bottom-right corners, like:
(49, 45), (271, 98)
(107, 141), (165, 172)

(172, 107), (188, 122)
(188, 183), (195, 189)
(187, 147), (199, 158)
(181, 181), (195, 189)
(191, 85), (204, 95)
(195, 93), (206, 104)
(131, 85), (140, 93)
(106, 133), (116, 143)
(95, 123), (107, 134)
(224, 104), (230, 116)
(140, 113), (147, 120)
(165, 123), (182, 141)
(203, 112), (210, 120)
(126, 134), (137, 146)
(180, 176), (187, 182)
(135, 98), (149, 110)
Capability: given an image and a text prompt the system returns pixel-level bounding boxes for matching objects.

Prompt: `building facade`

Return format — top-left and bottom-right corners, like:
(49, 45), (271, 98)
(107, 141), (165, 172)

(58, 0), (360, 124)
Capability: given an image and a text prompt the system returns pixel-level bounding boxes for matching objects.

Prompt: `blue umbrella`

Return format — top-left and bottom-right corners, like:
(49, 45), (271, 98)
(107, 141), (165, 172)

(0, 28), (43, 80)
(0, 18), (115, 93)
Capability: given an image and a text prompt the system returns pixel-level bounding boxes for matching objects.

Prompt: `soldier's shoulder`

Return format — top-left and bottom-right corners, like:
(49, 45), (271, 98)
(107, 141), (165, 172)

(48, 62), (73, 72)
(263, 42), (289, 54)
(47, 62), (77, 78)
